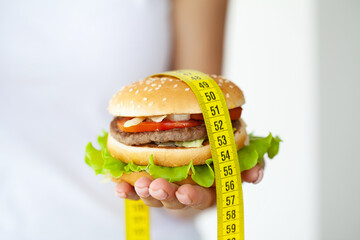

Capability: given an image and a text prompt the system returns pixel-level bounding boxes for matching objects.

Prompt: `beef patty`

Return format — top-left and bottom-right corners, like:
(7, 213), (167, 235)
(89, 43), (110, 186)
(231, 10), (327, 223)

(110, 117), (241, 146)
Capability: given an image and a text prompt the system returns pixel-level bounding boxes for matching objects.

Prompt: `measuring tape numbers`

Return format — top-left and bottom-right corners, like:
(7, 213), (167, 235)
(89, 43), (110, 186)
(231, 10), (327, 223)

(157, 70), (245, 240)
(125, 69), (245, 240)
(125, 199), (150, 240)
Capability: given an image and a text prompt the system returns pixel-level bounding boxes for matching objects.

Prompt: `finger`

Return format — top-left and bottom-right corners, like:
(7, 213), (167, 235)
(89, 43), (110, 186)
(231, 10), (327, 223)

(175, 184), (216, 210)
(149, 178), (185, 209)
(115, 181), (140, 200)
(241, 162), (264, 184)
(134, 177), (163, 208)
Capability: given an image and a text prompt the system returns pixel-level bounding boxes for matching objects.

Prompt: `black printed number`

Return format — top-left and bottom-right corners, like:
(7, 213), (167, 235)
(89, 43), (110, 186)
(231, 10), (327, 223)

(225, 180), (235, 191)
(205, 91), (216, 101)
(210, 105), (220, 116)
(223, 165), (233, 177)
(214, 120), (224, 131)
(190, 75), (201, 80)
(226, 210), (237, 220)
(226, 224), (236, 234)
(226, 195), (235, 206)
(221, 150), (230, 161)
(198, 81), (210, 88)
(217, 135), (227, 146)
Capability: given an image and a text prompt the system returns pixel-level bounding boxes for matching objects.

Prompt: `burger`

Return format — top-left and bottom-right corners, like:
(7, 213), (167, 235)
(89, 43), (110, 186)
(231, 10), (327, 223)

(85, 74), (281, 188)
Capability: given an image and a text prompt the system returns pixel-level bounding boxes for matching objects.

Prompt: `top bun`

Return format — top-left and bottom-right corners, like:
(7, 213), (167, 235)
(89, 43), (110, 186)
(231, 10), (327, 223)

(108, 74), (245, 117)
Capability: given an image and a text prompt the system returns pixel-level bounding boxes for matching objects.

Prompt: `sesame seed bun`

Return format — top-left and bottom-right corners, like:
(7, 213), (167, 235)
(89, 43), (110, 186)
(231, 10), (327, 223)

(108, 74), (245, 117)
(107, 119), (248, 167)
(107, 73), (248, 186)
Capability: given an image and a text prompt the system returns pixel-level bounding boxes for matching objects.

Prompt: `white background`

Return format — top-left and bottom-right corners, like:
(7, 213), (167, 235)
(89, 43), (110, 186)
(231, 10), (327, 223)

(1, 0), (359, 239)
(196, 1), (318, 239)
(196, 0), (360, 239)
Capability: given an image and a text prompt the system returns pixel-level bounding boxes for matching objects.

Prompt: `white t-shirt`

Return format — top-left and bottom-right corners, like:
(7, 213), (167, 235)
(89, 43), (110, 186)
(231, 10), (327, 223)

(0, 0), (201, 239)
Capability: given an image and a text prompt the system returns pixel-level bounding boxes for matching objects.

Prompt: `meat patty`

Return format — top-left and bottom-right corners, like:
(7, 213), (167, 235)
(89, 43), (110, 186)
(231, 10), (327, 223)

(110, 117), (241, 146)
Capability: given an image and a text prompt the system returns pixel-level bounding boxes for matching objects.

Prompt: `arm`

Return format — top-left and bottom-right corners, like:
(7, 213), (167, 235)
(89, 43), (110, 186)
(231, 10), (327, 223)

(171, 0), (228, 74)
(115, 0), (264, 213)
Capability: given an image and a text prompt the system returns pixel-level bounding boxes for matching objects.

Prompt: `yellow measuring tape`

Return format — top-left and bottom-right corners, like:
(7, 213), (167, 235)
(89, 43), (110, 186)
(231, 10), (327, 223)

(125, 199), (150, 240)
(125, 69), (244, 240)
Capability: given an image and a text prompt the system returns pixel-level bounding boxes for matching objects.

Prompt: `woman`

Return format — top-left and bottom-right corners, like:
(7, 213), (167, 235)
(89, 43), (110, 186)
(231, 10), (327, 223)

(0, 0), (264, 239)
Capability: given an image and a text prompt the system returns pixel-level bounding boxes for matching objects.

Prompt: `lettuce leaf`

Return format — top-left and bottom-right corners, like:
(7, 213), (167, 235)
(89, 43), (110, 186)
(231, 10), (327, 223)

(158, 138), (205, 148)
(97, 130), (108, 150)
(148, 155), (193, 182)
(85, 131), (281, 187)
(85, 142), (106, 175)
(102, 147), (127, 178)
(175, 138), (205, 148)
(238, 133), (282, 171)
(125, 161), (148, 172)
(191, 159), (215, 187)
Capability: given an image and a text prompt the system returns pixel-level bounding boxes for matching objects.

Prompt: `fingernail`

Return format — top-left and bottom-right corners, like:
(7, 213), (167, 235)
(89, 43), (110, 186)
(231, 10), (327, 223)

(149, 189), (168, 200)
(253, 169), (264, 184)
(135, 186), (150, 198)
(115, 191), (127, 198)
(176, 192), (192, 205)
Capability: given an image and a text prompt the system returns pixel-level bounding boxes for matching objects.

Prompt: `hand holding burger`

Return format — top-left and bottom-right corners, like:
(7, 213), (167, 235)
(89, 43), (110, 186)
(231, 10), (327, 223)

(85, 74), (281, 210)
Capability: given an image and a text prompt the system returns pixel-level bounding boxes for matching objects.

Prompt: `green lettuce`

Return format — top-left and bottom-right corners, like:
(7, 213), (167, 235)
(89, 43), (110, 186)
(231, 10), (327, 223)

(85, 131), (281, 187)
(191, 159), (215, 187)
(148, 156), (193, 182)
(85, 143), (106, 175)
(238, 133), (282, 171)
(175, 138), (205, 148)
(158, 138), (205, 148)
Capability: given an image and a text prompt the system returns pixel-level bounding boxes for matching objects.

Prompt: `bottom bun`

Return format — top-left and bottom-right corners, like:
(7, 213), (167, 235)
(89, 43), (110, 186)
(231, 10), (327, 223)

(107, 118), (248, 167)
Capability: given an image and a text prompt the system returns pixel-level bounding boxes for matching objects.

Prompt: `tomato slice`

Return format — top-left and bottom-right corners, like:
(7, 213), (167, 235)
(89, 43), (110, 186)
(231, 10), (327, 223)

(191, 107), (242, 120)
(117, 118), (203, 132)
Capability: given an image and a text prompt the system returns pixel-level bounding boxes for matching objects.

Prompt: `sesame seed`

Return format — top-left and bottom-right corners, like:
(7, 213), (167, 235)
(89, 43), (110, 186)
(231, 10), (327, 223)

(148, 89), (152, 92)
(225, 79), (230, 83)
(219, 79), (223, 83)
(148, 102), (153, 106)
(219, 83), (222, 86)
(174, 84), (178, 88)
(155, 88), (159, 90)
(229, 85), (234, 88)
(158, 84), (162, 88)
(129, 88), (133, 92)
(211, 74), (217, 78)
(143, 97), (147, 101)
(185, 88), (190, 91)
(169, 79), (173, 82)
(161, 77), (166, 81)
(151, 83), (156, 87)
(130, 100), (134, 104)
(135, 90), (139, 94)
(162, 97), (167, 101)
(226, 93), (230, 98)
(144, 87), (148, 91)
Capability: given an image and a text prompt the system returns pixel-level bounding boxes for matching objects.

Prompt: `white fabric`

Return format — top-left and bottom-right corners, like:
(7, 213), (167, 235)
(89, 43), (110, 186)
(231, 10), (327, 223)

(0, 0), (200, 239)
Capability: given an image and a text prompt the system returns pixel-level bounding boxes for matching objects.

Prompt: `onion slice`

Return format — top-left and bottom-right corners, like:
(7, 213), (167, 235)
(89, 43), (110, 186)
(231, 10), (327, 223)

(167, 114), (191, 121)
(149, 115), (167, 122)
(123, 117), (145, 127)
